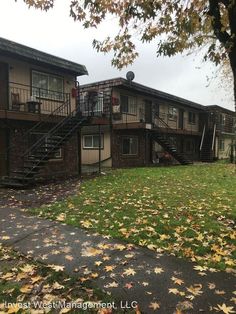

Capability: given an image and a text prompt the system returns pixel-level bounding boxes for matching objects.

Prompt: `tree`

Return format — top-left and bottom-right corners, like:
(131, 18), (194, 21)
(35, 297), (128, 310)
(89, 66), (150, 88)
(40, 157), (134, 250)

(21, 0), (236, 110)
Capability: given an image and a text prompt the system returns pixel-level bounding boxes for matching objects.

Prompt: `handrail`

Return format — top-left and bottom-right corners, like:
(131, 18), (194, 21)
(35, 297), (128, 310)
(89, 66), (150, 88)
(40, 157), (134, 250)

(22, 108), (77, 158)
(200, 124), (206, 151)
(21, 114), (87, 178)
(153, 112), (178, 134)
(212, 123), (216, 151)
(4, 88), (71, 156)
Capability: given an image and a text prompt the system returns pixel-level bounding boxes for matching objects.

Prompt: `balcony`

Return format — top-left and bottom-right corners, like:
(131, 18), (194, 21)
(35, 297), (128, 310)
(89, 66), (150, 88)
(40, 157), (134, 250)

(79, 90), (111, 119)
(113, 106), (201, 135)
(154, 113), (200, 134)
(6, 82), (72, 117)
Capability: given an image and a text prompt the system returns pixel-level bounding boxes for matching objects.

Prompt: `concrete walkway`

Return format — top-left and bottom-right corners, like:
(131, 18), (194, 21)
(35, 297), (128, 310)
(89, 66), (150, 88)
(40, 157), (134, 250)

(0, 208), (235, 313)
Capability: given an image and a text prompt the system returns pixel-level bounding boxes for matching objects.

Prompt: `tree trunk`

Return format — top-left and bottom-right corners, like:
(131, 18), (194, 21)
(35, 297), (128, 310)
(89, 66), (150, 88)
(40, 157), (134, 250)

(233, 65), (236, 113)
(228, 1), (236, 112)
(228, 45), (236, 164)
(228, 47), (236, 113)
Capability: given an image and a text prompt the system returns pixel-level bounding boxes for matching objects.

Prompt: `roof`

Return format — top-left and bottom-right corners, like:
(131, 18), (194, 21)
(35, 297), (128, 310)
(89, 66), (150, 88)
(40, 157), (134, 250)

(0, 37), (88, 76)
(80, 77), (205, 111)
(205, 105), (235, 115)
(81, 78), (235, 113)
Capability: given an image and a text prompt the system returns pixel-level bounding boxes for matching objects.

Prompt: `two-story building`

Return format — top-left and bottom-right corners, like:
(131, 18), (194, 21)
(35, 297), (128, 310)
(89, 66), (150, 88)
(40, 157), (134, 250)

(0, 37), (90, 187)
(79, 78), (235, 169)
(203, 105), (235, 160)
(0, 38), (235, 188)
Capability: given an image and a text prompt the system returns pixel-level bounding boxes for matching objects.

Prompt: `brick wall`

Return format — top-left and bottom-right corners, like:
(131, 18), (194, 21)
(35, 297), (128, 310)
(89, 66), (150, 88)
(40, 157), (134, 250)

(7, 121), (79, 179)
(112, 129), (151, 168)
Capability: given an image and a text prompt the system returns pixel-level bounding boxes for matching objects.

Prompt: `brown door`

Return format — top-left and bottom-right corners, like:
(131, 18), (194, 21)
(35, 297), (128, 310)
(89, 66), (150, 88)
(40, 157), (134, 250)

(178, 109), (184, 129)
(0, 62), (9, 110)
(0, 129), (8, 176)
(145, 100), (152, 123)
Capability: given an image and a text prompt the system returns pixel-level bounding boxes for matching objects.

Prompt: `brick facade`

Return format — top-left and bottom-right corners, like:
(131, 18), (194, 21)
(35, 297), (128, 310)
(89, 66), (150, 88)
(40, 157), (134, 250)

(6, 121), (79, 180)
(111, 129), (152, 168)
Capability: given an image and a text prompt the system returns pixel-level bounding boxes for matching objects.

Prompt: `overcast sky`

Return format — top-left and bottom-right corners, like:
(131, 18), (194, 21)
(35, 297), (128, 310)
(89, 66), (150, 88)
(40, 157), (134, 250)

(0, 0), (234, 110)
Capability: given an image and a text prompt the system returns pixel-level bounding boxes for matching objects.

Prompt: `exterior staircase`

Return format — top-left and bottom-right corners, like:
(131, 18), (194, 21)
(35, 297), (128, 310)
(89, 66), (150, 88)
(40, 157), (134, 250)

(151, 132), (192, 165)
(200, 126), (215, 162)
(0, 111), (88, 188)
(152, 113), (192, 165)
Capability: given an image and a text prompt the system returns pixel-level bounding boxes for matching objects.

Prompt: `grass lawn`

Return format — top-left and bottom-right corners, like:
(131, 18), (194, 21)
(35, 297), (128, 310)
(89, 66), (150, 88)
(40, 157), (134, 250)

(30, 164), (236, 271)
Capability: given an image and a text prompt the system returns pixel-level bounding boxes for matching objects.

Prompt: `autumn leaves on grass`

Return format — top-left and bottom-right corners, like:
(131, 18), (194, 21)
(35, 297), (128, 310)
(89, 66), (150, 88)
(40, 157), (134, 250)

(31, 164), (236, 272)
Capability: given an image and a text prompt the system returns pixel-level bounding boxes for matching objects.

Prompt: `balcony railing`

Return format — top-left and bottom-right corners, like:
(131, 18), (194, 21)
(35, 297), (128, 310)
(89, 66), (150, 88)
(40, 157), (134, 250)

(154, 113), (200, 133)
(115, 106), (200, 133)
(78, 90), (111, 118)
(8, 82), (71, 116)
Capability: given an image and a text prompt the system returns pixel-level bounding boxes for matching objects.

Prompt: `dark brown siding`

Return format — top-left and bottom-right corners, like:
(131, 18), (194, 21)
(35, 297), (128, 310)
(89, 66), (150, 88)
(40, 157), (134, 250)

(0, 62), (9, 110)
(0, 128), (8, 176)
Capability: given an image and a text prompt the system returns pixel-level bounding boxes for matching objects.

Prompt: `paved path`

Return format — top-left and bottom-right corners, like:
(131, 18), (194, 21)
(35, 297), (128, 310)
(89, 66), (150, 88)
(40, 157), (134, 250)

(0, 208), (235, 313)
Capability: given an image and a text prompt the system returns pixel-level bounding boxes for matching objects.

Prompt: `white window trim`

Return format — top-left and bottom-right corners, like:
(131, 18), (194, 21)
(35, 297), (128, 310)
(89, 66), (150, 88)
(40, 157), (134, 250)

(122, 136), (138, 155)
(188, 112), (196, 124)
(83, 134), (104, 149)
(32, 70), (64, 101)
(219, 114), (226, 126)
(121, 95), (137, 115)
(219, 139), (225, 151)
(30, 132), (62, 160)
(168, 106), (178, 121)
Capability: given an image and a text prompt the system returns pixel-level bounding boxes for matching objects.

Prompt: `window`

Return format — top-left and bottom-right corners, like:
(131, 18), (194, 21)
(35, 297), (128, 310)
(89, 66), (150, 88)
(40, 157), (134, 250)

(32, 71), (64, 101)
(168, 106), (177, 120)
(188, 112), (196, 124)
(219, 139), (225, 151)
(120, 95), (136, 114)
(122, 137), (138, 155)
(219, 114), (226, 125)
(83, 134), (104, 149)
(29, 133), (62, 160)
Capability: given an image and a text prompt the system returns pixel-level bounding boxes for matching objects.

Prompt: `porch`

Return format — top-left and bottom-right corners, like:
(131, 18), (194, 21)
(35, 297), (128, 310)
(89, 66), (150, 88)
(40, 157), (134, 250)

(1, 81), (72, 116)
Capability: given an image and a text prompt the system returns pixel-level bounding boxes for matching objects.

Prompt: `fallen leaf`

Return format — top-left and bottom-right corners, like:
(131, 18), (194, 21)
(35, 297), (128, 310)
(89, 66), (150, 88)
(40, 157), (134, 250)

(149, 302), (160, 310)
(214, 303), (236, 314)
(171, 276), (184, 286)
(20, 284), (33, 294)
(48, 264), (65, 272)
(123, 268), (136, 276)
(154, 267), (164, 274)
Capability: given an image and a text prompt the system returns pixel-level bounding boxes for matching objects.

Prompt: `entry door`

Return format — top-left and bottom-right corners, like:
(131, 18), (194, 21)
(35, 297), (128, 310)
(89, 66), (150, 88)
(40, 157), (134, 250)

(145, 100), (152, 123)
(178, 109), (184, 129)
(0, 129), (8, 176)
(153, 103), (159, 117)
(0, 62), (9, 110)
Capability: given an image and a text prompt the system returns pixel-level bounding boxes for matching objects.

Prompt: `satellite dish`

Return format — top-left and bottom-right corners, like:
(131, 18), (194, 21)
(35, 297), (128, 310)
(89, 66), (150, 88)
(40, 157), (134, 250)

(126, 71), (135, 82)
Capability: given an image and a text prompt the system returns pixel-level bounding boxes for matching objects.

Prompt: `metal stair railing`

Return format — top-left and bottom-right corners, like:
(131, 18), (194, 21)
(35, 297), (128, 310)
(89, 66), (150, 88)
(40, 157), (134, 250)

(153, 112), (178, 134)
(152, 113), (192, 164)
(21, 108), (81, 160)
(12, 110), (87, 177)
(21, 114), (88, 178)
(2, 94), (71, 160)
